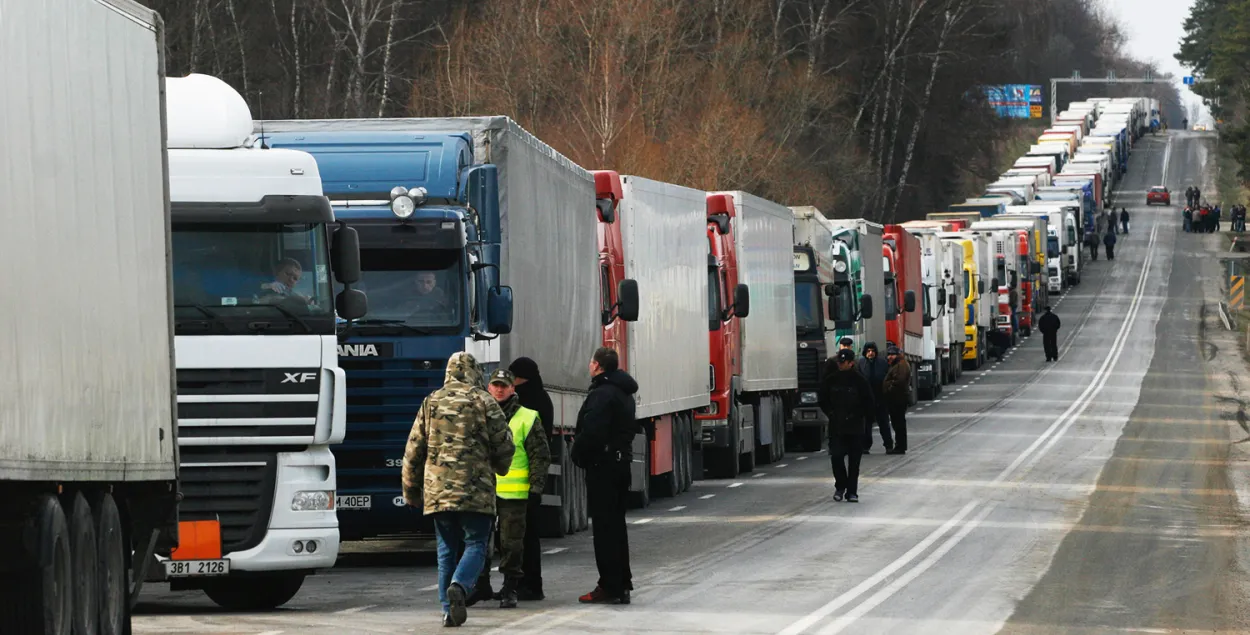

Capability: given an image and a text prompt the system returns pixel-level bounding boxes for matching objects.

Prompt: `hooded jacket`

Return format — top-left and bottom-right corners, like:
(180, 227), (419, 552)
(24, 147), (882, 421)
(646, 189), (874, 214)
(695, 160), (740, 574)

(855, 342), (889, 394)
(571, 369), (640, 469)
(510, 357), (555, 437)
(401, 352), (515, 516)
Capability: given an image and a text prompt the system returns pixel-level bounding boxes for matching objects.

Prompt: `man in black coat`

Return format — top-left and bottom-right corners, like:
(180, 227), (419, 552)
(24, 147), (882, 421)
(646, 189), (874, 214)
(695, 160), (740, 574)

(571, 347), (639, 605)
(507, 356), (555, 601)
(1038, 306), (1061, 362)
(819, 349), (877, 503)
(855, 342), (893, 453)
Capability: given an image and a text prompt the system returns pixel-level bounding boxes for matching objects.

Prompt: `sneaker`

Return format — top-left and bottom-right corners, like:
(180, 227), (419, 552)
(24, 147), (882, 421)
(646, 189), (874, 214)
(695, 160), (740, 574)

(516, 588), (546, 601)
(443, 613), (458, 628)
(834, 488), (845, 502)
(846, 494), (859, 503)
(579, 586), (626, 604)
(447, 583), (468, 626)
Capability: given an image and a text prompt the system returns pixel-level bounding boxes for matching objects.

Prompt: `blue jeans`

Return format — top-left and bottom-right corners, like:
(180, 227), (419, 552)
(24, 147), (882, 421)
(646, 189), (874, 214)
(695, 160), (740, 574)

(433, 511), (494, 614)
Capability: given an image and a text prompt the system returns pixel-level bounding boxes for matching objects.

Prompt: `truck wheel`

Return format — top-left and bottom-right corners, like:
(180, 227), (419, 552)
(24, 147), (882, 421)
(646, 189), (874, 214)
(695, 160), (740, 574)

(92, 494), (127, 635)
(774, 401), (786, 463)
(678, 415), (693, 493)
(2, 494), (72, 634)
(204, 574), (305, 610)
(575, 465), (588, 532)
(706, 404), (742, 479)
(631, 436), (653, 507)
(67, 493), (98, 635)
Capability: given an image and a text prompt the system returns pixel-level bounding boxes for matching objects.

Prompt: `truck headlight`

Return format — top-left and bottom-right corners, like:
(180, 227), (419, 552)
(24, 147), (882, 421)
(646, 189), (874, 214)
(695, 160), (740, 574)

(800, 392), (818, 405)
(291, 491), (334, 511)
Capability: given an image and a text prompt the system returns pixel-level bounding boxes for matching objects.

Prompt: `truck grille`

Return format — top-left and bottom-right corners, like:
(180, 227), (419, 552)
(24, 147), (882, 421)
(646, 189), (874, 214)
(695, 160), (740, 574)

(176, 368), (320, 443)
(797, 347), (822, 390)
(337, 358), (444, 491)
(177, 448), (277, 554)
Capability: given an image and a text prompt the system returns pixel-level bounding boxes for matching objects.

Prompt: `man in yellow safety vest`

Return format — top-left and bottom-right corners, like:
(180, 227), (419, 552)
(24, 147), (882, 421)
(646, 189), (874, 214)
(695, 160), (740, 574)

(473, 368), (552, 608)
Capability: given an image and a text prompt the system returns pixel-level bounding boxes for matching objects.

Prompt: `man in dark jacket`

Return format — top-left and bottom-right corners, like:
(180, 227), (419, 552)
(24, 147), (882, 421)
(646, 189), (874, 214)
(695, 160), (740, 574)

(1120, 208), (1130, 235)
(1038, 306), (1061, 362)
(571, 347), (639, 605)
(855, 342), (893, 453)
(1103, 230), (1117, 260)
(819, 349), (876, 502)
(882, 346), (911, 455)
(508, 356), (555, 600)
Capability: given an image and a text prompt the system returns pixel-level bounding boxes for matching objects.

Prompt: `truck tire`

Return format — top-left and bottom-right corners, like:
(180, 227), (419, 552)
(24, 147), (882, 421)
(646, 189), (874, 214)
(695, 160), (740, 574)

(562, 452), (575, 535)
(652, 422), (680, 500)
(774, 401), (786, 463)
(67, 493), (98, 635)
(705, 405), (741, 480)
(630, 438), (652, 508)
(738, 412), (756, 474)
(92, 494), (127, 635)
(677, 415), (692, 493)
(575, 465), (588, 532)
(204, 574), (305, 610)
(2, 494), (72, 635)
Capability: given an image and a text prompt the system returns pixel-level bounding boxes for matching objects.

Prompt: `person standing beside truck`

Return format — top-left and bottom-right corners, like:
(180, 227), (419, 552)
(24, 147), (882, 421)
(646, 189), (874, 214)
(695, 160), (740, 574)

(819, 349), (876, 502)
(882, 346), (911, 455)
(1039, 307), (1062, 362)
(508, 356), (555, 600)
(572, 347), (640, 605)
(1104, 230), (1117, 260)
(855, 342), (893, 454)
(1120, 208), (1130, 235)
(1085, 231), (1099, 261)
(473, 369), (551, 609)
(402, 352), (515, 628)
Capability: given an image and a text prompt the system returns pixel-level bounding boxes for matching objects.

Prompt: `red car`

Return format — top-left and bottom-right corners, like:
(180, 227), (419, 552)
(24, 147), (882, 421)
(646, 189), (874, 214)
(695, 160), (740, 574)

(1146, 186), (1171, 206)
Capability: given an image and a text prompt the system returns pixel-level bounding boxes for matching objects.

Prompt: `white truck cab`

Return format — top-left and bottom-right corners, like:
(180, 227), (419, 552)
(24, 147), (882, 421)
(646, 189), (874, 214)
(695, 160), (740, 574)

(156, 74), (366, 610)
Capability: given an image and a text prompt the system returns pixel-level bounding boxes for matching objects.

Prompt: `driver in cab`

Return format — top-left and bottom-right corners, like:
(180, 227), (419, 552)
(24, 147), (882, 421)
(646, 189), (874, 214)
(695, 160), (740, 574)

(403, 270), (453, 317)
(258, 257), (312, 305)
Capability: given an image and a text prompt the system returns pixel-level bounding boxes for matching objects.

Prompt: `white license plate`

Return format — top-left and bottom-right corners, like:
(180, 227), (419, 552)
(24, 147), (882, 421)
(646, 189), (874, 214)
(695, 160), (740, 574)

(336, 495), (372, 510)
(164, 559), (230, 578)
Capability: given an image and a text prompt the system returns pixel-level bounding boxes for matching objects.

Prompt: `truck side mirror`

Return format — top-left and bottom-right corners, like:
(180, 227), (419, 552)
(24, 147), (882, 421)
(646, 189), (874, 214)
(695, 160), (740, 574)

(860, 294), (874, 320)
(1031, 261), (1042, 275)
(486, 286), (514, 334)
(596, 198), (616, 224)
(335, 288), (368, 321)
(331, 224), (361, 284)
(991, 277), (1000, 290)
(978, 280), (985, 295)
(904, 290), (917, 313)
(937, 290), (947, 307)
(923, 312), (933, 326)
(733, 284), (750, 318)
(616, 279), (639, 322)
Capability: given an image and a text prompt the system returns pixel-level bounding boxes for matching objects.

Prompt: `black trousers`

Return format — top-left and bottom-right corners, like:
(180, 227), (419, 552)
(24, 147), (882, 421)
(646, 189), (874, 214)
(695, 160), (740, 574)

(1043, 333), (1059, 361)
(520, 494), (543, 593)
(864, 401), (893, 450)
(829, 432), (863, 496)
(888, 404), (908, 452)
(1105, 244), (1115, 259)
(586, 461), (632, 596)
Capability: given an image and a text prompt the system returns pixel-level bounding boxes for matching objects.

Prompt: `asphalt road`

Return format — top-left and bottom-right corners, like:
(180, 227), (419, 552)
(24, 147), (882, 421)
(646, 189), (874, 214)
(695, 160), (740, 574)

(135, 131), (1250, 634)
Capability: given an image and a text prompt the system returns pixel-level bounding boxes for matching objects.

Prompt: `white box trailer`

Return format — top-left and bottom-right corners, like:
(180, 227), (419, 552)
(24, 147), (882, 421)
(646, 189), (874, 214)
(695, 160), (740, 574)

(722, 191), (799, 393)
(619, 176), (711, 419)
(899, 224), (966, 397)
(1, 0), (178, 630)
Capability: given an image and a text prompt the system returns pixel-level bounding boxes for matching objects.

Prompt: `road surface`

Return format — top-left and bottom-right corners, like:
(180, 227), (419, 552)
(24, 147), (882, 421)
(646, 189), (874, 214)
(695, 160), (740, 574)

(135, 131), (1250, 634)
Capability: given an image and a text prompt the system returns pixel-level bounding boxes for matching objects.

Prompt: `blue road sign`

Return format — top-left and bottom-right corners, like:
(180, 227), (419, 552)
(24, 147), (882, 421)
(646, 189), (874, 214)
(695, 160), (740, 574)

(1184, 76), (1194, 86)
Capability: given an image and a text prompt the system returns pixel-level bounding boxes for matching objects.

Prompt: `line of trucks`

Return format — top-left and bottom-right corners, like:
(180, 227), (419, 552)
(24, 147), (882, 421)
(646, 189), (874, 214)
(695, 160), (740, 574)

(0, 1), (1157, 629)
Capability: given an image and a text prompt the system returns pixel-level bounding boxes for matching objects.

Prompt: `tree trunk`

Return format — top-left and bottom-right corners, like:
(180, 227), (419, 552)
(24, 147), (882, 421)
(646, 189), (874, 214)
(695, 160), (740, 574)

(377, 0), (400, 117)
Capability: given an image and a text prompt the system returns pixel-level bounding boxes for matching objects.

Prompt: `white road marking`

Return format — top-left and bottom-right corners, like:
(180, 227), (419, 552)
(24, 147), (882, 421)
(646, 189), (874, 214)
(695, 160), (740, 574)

(728, 482), (744, 488)
(778, 463), (789, 468)
(543, 547), (567, 555)
(700, 494), (716, 499)
(420, 584), (439, 592)
(753, 473), (767, 478)
(669, 506), (687, 512)
(335, 605), (377, 615)
(798, 456), (809, 461)
(634, 518), (654, 525)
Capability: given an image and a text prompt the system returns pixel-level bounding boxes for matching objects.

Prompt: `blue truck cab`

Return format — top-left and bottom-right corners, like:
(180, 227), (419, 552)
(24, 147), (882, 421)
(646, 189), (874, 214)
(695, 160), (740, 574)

(259, 126), (513, 539)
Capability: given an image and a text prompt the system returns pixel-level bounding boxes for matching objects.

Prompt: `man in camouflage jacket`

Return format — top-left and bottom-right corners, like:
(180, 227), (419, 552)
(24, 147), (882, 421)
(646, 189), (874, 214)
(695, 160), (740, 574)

(402, 352), (514, 627)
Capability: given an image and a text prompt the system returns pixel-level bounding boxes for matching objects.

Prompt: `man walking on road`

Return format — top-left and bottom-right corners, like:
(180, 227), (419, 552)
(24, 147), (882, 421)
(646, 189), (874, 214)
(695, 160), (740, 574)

(855, 342), (893, 454)
(572, 347), (639, 605)
(402, 352), (514, 628)
(1120, 208), (1130, 235)
(1104, 230), (1117, 260)
(507, 357), (554, 600)
(1038, 306), (1062, 362)
(819, 349), (876, 502)
(882, 346), (911, 455)
(472, 369), (551, 608)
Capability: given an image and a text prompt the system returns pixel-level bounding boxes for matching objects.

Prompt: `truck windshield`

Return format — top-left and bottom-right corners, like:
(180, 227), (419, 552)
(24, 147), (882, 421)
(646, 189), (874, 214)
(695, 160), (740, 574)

(1047, 236), (1060, 259)
(343, 248), (462, 332)
(172, 222), (334, 334)
(884, 276), (899, 320)
(793, 282), (823, 331)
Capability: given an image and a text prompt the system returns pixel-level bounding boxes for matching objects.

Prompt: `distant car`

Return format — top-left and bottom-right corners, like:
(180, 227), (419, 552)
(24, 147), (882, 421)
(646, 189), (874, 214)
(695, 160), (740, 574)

(1146, 186), (1170, 206)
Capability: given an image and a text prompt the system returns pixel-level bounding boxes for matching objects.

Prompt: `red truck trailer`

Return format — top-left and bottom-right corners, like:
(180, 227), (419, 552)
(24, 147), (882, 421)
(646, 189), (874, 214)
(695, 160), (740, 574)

(593, 170), (709, 506)
(883, 225), (923, 404)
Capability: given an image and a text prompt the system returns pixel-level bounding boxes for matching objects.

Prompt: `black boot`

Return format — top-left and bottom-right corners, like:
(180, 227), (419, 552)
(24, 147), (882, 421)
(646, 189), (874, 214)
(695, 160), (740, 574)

(466, 576), (494, 607)
(499, 577), (519, 609)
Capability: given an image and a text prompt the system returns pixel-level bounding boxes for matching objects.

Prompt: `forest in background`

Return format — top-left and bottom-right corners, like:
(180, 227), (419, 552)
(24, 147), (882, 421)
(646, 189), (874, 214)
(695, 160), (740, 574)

(1179, 0), (1250, 187)
(143, 0), (1181, 222)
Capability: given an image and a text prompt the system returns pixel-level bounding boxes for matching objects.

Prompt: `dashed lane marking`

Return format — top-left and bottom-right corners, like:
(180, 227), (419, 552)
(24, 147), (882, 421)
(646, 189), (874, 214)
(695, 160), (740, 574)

(335, 605), (377, 615)
(753, 473), (767, 478)
(543, 547), (567, 555)
(634, 518), (654, 525)
(728, 482), (744, 488)
(669, 506), (687, 512)
(700, 494), (717, 499)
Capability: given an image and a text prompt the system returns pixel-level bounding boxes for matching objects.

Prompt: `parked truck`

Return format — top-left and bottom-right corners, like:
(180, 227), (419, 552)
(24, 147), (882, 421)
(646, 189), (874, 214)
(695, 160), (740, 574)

(882, 226), (923, 404)
(162, 74), (366, 609)
(900, 223), (966, 397)
(0, 2), (179, 630)
(701, 192), (797, 477)
(826, 219), (887, 352)
(262, 116), (597, 539)
(593, 171), (705, 505)
(938, 232), (993, 369)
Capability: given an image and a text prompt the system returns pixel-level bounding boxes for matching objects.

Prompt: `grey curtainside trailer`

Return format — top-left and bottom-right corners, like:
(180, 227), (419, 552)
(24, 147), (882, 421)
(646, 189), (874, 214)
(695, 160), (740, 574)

(0, 0), (179, 632)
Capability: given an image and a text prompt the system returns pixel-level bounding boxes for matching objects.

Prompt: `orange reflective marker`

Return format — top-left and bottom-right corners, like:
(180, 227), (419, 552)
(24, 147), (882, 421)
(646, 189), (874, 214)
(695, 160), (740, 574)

(170, 520), (222, 561)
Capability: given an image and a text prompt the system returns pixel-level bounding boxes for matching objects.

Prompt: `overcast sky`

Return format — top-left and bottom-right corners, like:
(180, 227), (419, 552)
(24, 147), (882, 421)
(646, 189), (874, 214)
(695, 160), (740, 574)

(1102, 0), (1209, 122)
